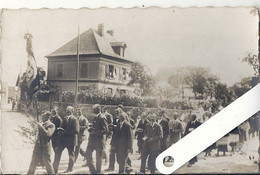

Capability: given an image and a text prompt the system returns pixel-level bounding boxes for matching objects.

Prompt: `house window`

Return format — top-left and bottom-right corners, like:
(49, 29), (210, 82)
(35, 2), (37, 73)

(109, 65), (114, 78)
(106, 65), (115, 79)
(57, 64), (63, 77)
(80, 63), (88, 78)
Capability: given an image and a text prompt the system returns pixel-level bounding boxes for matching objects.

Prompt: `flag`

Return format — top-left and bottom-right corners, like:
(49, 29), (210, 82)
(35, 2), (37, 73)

(15, 73), (20, 87)
(24, 32), (37, 88)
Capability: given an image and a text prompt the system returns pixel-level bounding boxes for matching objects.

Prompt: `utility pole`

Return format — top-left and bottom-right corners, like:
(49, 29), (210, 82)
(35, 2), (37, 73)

(75, 26), (80, 105)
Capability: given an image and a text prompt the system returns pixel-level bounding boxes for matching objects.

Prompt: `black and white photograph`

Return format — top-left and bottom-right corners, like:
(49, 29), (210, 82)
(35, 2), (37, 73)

(1, 8), (260, 174)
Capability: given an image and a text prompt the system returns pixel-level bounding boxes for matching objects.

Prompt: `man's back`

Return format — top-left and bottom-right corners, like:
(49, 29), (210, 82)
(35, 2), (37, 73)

(88, 113), (108, 148)
(51, 114), (63, 128)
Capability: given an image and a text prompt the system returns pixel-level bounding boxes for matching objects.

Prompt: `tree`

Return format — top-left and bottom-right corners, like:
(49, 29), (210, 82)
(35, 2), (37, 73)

(241, 53), (260, 87)
(204, 75), (219, 99)
(184, 67), (211, 98)
(214, 82), (235, 107)
(128, 61), (156, 96)
(167, 66), (219, 99)
(241, 53), (259, 76)
(231, 77), (251, 98)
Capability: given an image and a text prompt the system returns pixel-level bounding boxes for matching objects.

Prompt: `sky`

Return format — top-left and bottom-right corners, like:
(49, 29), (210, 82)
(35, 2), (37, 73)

(1, 8), (258, 87)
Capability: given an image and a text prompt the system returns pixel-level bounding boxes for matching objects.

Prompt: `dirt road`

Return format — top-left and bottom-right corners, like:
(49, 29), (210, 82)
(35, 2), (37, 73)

(1, 107), (259, 174)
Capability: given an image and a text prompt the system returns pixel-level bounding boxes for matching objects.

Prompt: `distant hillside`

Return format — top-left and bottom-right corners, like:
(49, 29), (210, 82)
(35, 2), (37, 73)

(155, 66), (189, 85)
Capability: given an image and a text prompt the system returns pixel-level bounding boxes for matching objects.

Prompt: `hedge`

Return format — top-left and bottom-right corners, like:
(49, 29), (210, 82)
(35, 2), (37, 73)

(59, 90), (189, 110)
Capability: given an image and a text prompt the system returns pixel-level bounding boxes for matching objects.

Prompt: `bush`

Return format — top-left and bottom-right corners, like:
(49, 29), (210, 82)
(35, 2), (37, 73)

(14, 101), (44, 145)
(59, 89), (189, 110)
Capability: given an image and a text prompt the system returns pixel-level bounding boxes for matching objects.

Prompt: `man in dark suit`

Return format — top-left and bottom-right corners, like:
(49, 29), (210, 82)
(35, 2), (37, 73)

(139, 113), (163, 174)
(75, 108), (88, 162)
(111, 112), (133, 173)
(84, 104), (108, 174)
(117, 105), (134, 173)
(105, 108), (120, 171)
(27, 111), (55, 175)
(157, 109), (170, 153)
(50, 107), (63, 154)
(53, 106), (80, 173)
(184, 114), (202, 167)
(135, 112), (150, 155)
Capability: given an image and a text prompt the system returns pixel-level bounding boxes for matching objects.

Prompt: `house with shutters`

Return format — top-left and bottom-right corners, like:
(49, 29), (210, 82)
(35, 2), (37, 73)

(46, 24), (139, 96)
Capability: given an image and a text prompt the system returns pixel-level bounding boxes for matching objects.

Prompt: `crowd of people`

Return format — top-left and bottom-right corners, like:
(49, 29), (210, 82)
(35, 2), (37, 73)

(27, 103), (260, 174)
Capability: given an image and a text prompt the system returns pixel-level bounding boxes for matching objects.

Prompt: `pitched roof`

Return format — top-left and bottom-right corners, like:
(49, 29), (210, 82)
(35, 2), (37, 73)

(46, 28), (133, 63)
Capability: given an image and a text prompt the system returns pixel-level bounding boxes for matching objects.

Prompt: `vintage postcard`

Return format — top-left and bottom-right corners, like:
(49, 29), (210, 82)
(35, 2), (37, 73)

(0, 8), (259, 174)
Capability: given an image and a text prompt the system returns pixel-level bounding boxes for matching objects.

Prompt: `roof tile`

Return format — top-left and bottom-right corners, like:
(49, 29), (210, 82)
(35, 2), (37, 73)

(46, 27), (134, 63)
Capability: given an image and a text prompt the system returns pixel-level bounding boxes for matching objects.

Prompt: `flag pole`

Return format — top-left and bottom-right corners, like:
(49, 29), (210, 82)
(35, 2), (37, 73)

(75, 26), (80, 105)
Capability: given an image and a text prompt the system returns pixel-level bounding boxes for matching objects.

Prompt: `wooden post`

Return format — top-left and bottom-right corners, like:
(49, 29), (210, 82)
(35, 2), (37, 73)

(75, 26), (80, 105)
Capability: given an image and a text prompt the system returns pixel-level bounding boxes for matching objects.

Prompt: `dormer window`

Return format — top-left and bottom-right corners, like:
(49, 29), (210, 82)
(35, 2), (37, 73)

(110, 42), (127, 57)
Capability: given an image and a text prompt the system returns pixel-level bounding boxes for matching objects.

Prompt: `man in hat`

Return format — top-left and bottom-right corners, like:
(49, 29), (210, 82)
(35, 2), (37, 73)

(27, 111), (55, 175)
(117, 105), (135, 173)
(12, 99), (16, 111)
(111, 110), (133, 173)
(135, 111), (150, 156)
(105, 107), (120, 171)
(84, 104), (108, 174)
(117, 104), (135, 128)
(157, 109), (170, 153)
(53, 106), (80, 173)
(106, 107), (133, 173)
(139, 113), (163, 174)
(184, 114), (201, 167)
(75, 108), (88, 162)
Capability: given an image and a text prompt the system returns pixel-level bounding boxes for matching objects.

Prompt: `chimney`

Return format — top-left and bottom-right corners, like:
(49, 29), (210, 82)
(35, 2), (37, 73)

(107, 30), (114, 36)
(97, 24), (104, 37)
